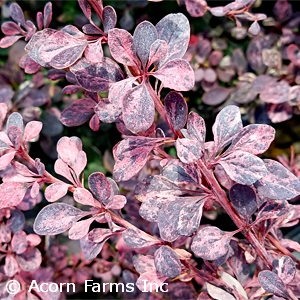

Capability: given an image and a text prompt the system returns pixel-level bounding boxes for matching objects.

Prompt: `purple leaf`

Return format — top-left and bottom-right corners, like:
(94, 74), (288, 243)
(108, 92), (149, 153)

(122, 228), (159, 248)
(84, 40), (103, 64)
(38, 31), (87, 69)
(73, 188), (97, 206)
(0, 35), (23, 48)
(202, 87), (232, 106)
(78, 0), (92, 21)
(108, 28), (139, 67)
(227, 124), (275, 155)
(258, 271), (289, 298)
(123, 83), (155, 133)
(229, 184), (257, 219)
(257, 200), (289, 221)
(43, 2), (52, 28)
(10, 3), (26, 27)
(60, 98), (95, 127)
(88, 172), (111, 204)
(44, 182), (70, 202)
(191, 226), (232, 261)
(33, 203), (90, 235)
(19, 54), (41, 74)
(1, 21), (22, 35)
(255, 159), (300, 200)
(102, 6), (117, 33)
(164, 91), (188, 130)
(185, 0), (207, 17)
(154, 246), (181, 278)
(133, 21), (158, 67)
(16, 247), (42, 272)
(69, 217), (94, 240)
(0, 182), (27, 209)
(11, 231), (28, 254)
(105, 195), (126, 209)
(187, 112), (206, 143)
(156, 13), (190, 65)
(212, 105), (242, 153)
(175, 138), (203, 163)
(219, 151), (267, 185)
(23, 121), (43, 143)
(147, 39), (168, 67)
(152, 59), (195, 91)
(4, 254), (19, 277)
(272, 256), (296, 285)
(267, 102), (293, 123)
(70, 57), (124, 92)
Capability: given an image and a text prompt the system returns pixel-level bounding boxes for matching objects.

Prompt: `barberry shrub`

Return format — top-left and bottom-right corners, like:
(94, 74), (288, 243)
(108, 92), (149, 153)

(1, 0), (300, 299)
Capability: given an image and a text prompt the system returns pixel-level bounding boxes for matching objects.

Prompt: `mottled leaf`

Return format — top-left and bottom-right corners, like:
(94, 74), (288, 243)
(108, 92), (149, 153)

(0, 151), (16, 170)
(206, 283), (235, 300)
(33, 203), (90, 235)
(10, 3), (26, 27)
(123, 228), (159, 248)
(73, 188), (98, 207)
(44, 182), (70, 202)
(105, 195), (126, 210)
(11, 231), (28, 254)
(191, 226), (232, 260)
(260, 80), (290, 104)
(80, 233), (107, 260)
(16, 247), (42, 271)
(43, 2), (52, 28)
(88, 172), (111, 204)
(187, 112), (206, 143)
(164, 91), (187, 130)
(154, 246), (181, 278)
(175, 138), (203, 163)
(255, 159), (300, 200)
(229, 184), (257, 219)
(0, 35), (23, 48)
(147, 39), (168, 67)
(123, 83), (155, 133)
(102, 6), (117, 33)
(0, 182), (27, 209)
(84, 40), (103, 64)
(6, 112), (23, 133)
(257, 200), (289, 221)
(23, 121), (43, 143)
(202, 87), (232, 106)
(212, 105), (242, 153)
(133, 254), (156, 274)
(4, 255), (19, 277)
(185, 0), (207, 17)
(70, 57), (124, 92)
(258, 271), (289, 298)
(219, 151), (267, 185)
(136, 271), (168, 292)
(272, 256), (296, 285)
(152, 59), (195, 91)
(69, 217), (94, 240)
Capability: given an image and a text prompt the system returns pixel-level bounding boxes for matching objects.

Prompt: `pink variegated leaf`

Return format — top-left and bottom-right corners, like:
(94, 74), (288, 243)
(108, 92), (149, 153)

(56, 136), (80, 167)
(108, 28), (139, 67)
(219, 151), (267, 185)
(260, 80), (290, 104)
(0, 151), (16, 170)
(272, 256), (296, 285)
(62, 85), (82, 94)
(43, 2), (52, 28)
(227, 124), (275, 155)
(4, 254), (19, 277)
(24, 20), (36, 41)
(212, 105), (242, 153)
(7, 126), (22, 150)
(0, 182), (27, 209)
(70, 57), (124, 92)
(35, 159), (45, 176)
(72, 150), (87, 177)
(30, 181), (40, 199)
(185, 0), (207, 17)
(187, 112), (206, 144)
(11, 231), (28, 254)
(156, 13), (190, 65)
(94, 98), (121, 123)
(69, 217), (95, 240)
(84, 40), (103, 64)
(1, 21), (22, 35)
(26, 234), (41, 247)
(257, 200), (289, 221)
(210, 7), (227, 17)
(139, 197), (170, 223)
(175, 138), (203, 163)
(16, 247), (42, 272)
(6, 112), (23, 132)
(147, 39), (168, 67)
(88, 228), (115, 244)
(122, 228), (160, 248)
(136, 271), (168, 292)
(61, 98), (95, 127)
(88, 172), (111, 204)
(54, 159), (74, 184)
(33, 203), (90, 235)
(123, 83), (155, 133)
(154, 246), (181, 278)
(73, 188), (98, 207)
(258, 271), (289, 298)
(152, 59), (195, 91)
(164, 92), (187, 131)
(102, 6), (117, 33)
(105, 195), (126, 210)
(133, 254), (156, 274)
(44, 182), (70, 202)
(254, 159), (300, 200)
(206, 283), (235, 300)
(23, 121), (43, 143)
(248, 21), (260, 35)
(19, 54), (41, 74)
(80, 234), (107, 260)
(191, 226), (232, 261)
(267, 103), (293, 123)
(229, 184), (257, 220)
(38, 31), (87, 69)
(10, 3), (26, 27)
(0, 35), (23, 48)
(133, 21), (158, 67)
(78, 0), (92, 21)
(89, 114), (100, 131)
